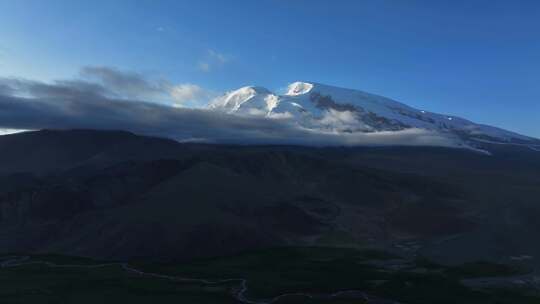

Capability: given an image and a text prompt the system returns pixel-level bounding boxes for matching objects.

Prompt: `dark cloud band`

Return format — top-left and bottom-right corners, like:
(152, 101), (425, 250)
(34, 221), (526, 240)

(0, 68), (457, 147)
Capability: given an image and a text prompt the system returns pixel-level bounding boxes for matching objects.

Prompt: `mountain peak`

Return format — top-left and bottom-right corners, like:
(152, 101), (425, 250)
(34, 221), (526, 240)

(208, 81), (538, 147)
(286, 82), (314, 96)
(209, 85), (275, 114)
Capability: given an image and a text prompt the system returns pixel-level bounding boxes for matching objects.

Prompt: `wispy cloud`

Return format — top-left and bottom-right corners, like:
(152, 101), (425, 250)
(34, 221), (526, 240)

(170, 83), (214, 107)
(197, 62), (211, 72)
(197, 49), (229, 72)
(0, 67), (458, 147)
(208, 49), (228, 64)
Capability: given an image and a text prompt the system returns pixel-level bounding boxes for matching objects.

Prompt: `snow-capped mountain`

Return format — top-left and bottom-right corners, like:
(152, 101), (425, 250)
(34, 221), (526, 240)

(210, 81), (538, 147)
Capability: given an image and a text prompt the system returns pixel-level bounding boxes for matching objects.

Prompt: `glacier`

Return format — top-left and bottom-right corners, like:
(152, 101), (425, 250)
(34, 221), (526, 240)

(209, 81), (538, 148)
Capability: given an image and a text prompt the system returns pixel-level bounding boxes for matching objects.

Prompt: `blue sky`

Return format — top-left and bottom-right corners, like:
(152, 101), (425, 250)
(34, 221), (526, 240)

(0, 0), (539, 137)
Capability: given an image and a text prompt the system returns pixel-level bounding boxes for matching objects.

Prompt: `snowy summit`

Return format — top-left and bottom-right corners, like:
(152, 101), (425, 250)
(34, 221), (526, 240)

(210, 81), (538, 147)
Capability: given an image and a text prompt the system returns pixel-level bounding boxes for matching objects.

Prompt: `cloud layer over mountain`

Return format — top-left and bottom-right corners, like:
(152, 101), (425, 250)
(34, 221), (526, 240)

(0, 67), (459, 147)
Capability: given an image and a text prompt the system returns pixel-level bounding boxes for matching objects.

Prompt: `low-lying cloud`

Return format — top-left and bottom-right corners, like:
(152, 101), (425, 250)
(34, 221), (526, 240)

(0, 67), (459, 147)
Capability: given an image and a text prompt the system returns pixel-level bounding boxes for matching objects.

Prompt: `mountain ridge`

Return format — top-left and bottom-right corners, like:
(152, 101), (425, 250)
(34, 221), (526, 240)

(209, 81), (538, 148)
(0, 129), (539, 265)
